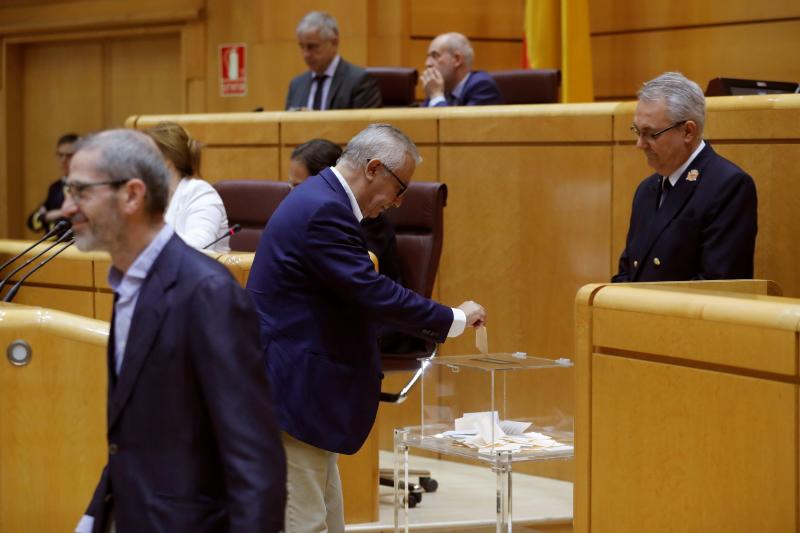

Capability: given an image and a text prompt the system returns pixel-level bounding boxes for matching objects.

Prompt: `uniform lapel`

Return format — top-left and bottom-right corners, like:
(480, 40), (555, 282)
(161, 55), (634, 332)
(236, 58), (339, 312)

(107, 236), (182, 429)
(627, 144), (712, 277)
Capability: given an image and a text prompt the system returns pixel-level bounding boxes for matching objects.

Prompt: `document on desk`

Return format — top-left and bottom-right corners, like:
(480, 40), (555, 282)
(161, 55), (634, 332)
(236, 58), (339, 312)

(475, 325), (488, 354)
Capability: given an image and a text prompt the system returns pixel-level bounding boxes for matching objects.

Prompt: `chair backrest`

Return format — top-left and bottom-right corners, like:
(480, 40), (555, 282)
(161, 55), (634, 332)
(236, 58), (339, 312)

(366, 67), (419, 107)
(382, 182), (448, 299)
(490, 69), (560, 104)
(213, 179), (291, 252)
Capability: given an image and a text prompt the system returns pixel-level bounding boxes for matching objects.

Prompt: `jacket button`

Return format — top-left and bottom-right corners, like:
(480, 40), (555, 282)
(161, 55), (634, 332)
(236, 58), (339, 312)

(109, 443), (119, 455)
(633, 260), (639, 268)
(653, 257), (661, 266)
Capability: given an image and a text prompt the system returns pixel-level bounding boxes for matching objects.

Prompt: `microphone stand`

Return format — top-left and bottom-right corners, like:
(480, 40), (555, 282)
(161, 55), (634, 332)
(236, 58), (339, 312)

(3, 239), (75, 303)
(0, 229), (74, 294)
(202, 224), (242, 250)
(0, 220), (70, 274)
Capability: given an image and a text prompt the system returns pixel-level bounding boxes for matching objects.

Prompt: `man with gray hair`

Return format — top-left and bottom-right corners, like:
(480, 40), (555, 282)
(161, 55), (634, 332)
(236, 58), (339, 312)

(286, 11), (382, 110)
(67, 129), (286, 532)
(422, 32), (503, 106)
(248, 123), (486, 532)
(613, 72), (757, 282)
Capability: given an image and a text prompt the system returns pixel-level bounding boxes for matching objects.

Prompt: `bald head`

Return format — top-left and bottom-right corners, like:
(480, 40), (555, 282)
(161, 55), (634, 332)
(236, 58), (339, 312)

(425, 32), (474, 91)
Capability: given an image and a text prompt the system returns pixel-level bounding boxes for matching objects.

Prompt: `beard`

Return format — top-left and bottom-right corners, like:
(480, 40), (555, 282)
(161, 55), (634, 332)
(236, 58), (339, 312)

(71, 199), (124, 252)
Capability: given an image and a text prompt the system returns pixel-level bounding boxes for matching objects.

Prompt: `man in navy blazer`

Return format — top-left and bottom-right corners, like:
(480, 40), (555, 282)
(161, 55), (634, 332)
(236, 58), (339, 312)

(613, 72), (757, 282)
(422, 32), (503, 107)
(65, 129), (286, 533)
(285, 11), (381, 110)
(247, 124), (486, 532)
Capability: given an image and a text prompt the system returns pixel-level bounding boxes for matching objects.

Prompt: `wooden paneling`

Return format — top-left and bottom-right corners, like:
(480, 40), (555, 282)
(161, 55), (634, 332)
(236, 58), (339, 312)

(0, 306), (107, 533)
(0, 0), (202, 35)
(200, 146), (280, 182)
(593, 20), (800, 100)
(409, 0), (523, 39)
(107, 35), (182, 127)
(21, 40), (104, 239)
(589, 0), (800, 34)
(591, 354), (796, 532)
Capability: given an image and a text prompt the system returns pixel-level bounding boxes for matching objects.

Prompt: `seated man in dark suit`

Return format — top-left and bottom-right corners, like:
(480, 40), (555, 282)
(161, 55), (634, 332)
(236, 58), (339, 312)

(67, 129), (286, 533)
(26, 132), (79, 235)
(613, 71), (758, 282)
(285, 11), (382, 111)
(422, 32), (503, 107)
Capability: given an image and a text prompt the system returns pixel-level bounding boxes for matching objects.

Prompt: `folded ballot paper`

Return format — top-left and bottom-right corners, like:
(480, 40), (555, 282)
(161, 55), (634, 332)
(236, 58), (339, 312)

(435, 411), (572, 455)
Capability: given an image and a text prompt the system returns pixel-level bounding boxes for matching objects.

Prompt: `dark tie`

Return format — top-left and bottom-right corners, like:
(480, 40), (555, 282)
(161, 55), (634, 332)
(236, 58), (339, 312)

(658, 177), (672, 209)
(445, 92), (456, 106)
(312, 74), (328, 110)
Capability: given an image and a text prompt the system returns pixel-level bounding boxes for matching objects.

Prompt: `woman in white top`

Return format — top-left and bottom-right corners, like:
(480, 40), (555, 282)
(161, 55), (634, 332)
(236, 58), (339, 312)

(145, 122), (230, 252)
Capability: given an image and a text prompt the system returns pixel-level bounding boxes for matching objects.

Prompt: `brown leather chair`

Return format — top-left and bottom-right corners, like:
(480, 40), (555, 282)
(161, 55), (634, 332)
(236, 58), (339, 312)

(490, 68), (561, 104)
(366, 67), (419, 107)
(213, 180), (291, 252)
(378, 181), (448, 504)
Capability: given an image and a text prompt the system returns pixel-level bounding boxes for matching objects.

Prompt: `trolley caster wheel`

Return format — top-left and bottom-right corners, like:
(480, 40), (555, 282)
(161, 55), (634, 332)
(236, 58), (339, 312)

(419, 476), (438, 493)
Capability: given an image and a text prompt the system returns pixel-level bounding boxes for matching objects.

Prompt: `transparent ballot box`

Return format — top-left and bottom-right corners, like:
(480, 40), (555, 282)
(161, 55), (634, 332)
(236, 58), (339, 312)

(393, 353), (574, 533)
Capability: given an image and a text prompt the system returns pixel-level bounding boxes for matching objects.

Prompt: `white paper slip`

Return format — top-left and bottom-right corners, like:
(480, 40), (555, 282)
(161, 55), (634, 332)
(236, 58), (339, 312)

(475, 325), (488, 354)
(499, 420), (532, 435)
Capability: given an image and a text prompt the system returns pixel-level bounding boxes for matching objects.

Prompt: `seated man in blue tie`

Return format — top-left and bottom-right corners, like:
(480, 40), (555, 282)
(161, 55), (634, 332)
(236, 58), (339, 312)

(285, 11), (382, 111)
(613, 71), (758, 282)
(422, 32), (504, 107)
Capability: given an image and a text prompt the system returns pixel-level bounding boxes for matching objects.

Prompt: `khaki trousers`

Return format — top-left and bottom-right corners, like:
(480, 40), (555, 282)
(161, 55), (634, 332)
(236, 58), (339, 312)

(282, 432), (345, 533)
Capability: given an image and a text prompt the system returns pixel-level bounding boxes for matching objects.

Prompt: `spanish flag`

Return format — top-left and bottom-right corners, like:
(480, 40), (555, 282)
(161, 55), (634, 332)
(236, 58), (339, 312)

(523, 0), (594, 103)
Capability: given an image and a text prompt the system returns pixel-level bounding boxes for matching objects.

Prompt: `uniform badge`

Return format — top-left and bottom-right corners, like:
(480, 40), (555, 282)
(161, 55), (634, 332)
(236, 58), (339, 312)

(686, 169), (700, 182)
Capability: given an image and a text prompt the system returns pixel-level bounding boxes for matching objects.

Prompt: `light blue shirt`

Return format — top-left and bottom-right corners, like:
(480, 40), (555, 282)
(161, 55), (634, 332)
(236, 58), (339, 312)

(107, 224), (174, 376)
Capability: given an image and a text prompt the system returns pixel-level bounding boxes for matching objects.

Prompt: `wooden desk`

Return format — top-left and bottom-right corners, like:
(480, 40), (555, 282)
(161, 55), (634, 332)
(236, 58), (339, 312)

(574, 280), (798, 532)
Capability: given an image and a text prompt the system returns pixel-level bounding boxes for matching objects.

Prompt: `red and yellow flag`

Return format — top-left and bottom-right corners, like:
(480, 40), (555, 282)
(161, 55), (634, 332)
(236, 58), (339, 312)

(522, 0), (594, 103)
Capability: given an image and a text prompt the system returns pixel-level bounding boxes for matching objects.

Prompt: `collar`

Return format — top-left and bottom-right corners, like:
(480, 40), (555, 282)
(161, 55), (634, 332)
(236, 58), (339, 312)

(451, 71), (471, 99)
(317, 54), (340, 79)
(108, 223), (175, 289)
(666, 140), (706, 185)
(330, 166), (363, 222)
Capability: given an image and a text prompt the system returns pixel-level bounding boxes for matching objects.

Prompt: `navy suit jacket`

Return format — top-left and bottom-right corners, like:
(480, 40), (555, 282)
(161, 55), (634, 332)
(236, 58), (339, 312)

(87, 234), (286, 533)
(285, 58), (382, 110)
(613, 143), (757, 282)
(425, 70), (504, 107)
(247, 169), (453, 455)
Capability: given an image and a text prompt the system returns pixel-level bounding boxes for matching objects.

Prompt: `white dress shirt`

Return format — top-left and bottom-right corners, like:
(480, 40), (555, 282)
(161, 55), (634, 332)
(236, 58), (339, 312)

(164, 178), (230, 252)
(306, 55), (341, 111)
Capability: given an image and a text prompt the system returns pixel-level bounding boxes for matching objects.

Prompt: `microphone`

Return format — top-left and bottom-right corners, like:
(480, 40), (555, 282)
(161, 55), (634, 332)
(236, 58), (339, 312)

(0, 229), (74, 295)
(3, 238), (75, 303)
(0, 219), (70, 274)
(202, 224), (241, 250)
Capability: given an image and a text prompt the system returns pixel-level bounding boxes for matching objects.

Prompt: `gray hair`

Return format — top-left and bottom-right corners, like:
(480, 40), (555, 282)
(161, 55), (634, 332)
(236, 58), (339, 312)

(296, 11), (339, 40)
(440, 32), (474, 69)
(75, 129), (170, 215)
(638, 72), (706, 134)
(340, 123), (422, 171)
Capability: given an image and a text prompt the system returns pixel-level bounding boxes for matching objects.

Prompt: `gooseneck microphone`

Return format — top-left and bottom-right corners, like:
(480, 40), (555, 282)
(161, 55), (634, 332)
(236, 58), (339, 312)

(0, 229), (74, 295)
(202, 224), (241, 250)
(0, 220), (70, 274)
(3, 236), (75, 303)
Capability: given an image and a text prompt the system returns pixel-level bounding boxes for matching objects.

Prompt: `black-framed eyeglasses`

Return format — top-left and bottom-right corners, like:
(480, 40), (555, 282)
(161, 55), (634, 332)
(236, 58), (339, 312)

(630, 120), (687, 142)
(367, 159), (408, 198)
(63, 179), (130, 201)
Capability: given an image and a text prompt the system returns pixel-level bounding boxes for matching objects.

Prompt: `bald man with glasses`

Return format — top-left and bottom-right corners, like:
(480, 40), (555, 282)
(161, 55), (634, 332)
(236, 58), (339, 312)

(612, 72), (758, 282)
